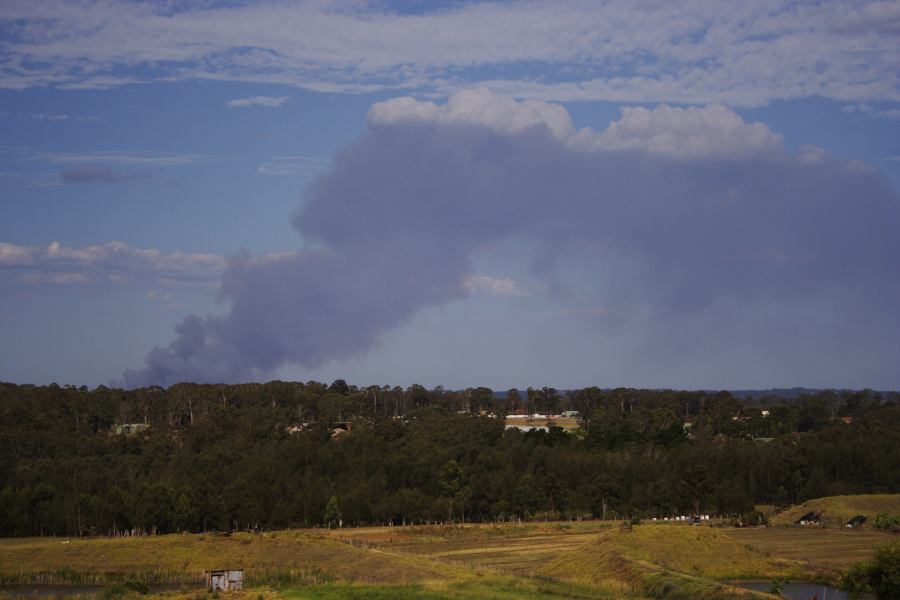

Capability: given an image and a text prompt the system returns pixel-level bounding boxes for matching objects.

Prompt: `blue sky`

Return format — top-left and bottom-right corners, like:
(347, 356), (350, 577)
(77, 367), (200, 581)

(1, 1), (899, 390)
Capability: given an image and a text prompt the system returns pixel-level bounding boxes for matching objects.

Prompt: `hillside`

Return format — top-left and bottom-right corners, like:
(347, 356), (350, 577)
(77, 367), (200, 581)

(0, 530), (461, 586)
(540, 525), (810, 599)
(771, 494), (900, 527)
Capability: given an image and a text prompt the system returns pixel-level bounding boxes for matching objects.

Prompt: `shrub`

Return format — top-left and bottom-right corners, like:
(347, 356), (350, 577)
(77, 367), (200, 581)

(873, 512), (900, 531)
(841, 540), (900, 600)
(124, 580), (149, 595)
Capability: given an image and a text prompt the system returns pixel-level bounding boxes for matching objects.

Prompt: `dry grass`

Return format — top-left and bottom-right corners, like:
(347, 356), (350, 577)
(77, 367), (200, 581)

(541, 525), (802, 581)
(2, 519), (883, 600)
(771, 494), (900, 527)
(724, 526), (893, 570)
(0, 531), (460, 585)
(539, 525), (790, 599)
(330, 521), (611, 574)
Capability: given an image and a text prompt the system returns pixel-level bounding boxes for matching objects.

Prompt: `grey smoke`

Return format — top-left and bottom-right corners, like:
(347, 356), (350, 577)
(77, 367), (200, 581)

(123, 100), (900, 388)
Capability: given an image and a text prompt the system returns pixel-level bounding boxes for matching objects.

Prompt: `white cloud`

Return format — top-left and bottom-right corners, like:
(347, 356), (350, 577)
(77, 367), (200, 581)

(227, 95), (289, 108)
(369, 88), (574, 140)
(570, 104), (782, 160)
(798, 145), (829, 165)
(255, 155), (331, 177)
(462, 275), (527, 297)
(29, 113), (68, 121)
(372, 89), (784, 162)
(0, 240), (227, 288)
(0, 240), (304, 290)
(842, 103), (900, 120)
(1, 1), (898, 107)
(32, 150), (217, 167)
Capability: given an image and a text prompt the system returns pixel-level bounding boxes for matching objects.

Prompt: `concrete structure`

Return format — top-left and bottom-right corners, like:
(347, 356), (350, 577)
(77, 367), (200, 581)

(206, 570), (243, 591)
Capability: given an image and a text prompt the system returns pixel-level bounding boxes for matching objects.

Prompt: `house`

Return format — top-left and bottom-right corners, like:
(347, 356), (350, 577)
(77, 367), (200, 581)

(504, 424), (549, 433)
(111, 423), (150, 436)
(331, 422), (351, 438)
(206, 570), (243, 591)
(796, 511), (824, 525)
(562, 410), (580, 418)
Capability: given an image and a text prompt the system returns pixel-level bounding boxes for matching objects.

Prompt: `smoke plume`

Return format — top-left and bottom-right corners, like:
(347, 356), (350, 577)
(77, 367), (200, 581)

(124, 89), (900, 387)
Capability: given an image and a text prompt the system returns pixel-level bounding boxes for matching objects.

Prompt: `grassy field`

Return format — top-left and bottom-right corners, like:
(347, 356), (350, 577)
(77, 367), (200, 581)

(330, 521), (611, 575)
(538, 524), (805, 600)
(725, 526), (895, 570)
(281, 577), (618, 600)
(1, 518), (890, 600)
(0, 530), (459, 586)
(770, 493), (900, 527)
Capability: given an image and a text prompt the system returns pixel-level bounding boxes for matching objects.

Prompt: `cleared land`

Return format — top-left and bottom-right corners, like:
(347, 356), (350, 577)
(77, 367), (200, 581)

(1, 516), (892, 600)
(770, 493), (900, 527)
(0, 531), (459, 585)
(331, 521), (610, 575)
(725, 527), (895, 570)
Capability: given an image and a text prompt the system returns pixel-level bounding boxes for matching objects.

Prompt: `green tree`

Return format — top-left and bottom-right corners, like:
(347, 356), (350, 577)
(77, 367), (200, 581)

(323, 495), (342, 528)
(841, 541), (900, 600)
(174, 493), (195, 532)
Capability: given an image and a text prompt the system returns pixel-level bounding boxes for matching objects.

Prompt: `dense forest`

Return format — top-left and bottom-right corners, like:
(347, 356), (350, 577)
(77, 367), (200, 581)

(0, 381), (897, 537)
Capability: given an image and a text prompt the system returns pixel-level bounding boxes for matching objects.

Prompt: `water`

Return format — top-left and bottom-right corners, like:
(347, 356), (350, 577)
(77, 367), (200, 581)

(731, 580), (849, 600)
(0, 584), (199, 598)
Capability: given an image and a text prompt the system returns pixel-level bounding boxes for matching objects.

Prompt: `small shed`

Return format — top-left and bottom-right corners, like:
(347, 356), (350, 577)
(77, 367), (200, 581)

(206, 570), (243, 591)
(847, 515), (867, 528)
(796, 511), (823, 525)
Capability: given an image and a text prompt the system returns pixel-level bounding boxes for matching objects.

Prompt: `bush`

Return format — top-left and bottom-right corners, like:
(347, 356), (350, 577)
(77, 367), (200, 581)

(124, 580), (149, 595)
(841, 540), (900, 600)
(873, 512), (900, 531)
(741, 510), (768, 527)
(841, 562), (874, 599)
(768, 577), (786, 595)
(101, 585), (126, 600)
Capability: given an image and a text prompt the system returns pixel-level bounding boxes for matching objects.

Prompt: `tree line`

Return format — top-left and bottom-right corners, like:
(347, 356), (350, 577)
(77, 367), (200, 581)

(0, 381), (896, 537)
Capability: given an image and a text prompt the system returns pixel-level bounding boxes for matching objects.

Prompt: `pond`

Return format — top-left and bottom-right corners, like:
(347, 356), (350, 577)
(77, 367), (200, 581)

(731, 580), (851, 600)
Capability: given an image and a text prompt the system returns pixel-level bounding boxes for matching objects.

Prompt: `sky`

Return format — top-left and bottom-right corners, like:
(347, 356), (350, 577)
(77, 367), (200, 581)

(1, 0), (899, 391)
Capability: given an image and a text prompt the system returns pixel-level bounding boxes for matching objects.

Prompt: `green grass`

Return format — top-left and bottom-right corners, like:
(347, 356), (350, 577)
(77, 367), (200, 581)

(282, 577), (621, 600)
(771, 494), (900, 527)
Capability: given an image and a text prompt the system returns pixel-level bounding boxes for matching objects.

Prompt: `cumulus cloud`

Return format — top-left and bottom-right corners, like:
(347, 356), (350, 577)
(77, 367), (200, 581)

(124, 89), (900, 388)
(369, 88), (574, 141)
(1, 1), (899, 108)
(227, 95), (289, 108)
(570, 104), (783, 160)
(373, 92), (782, 161)
(0, 240), (227, 288)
